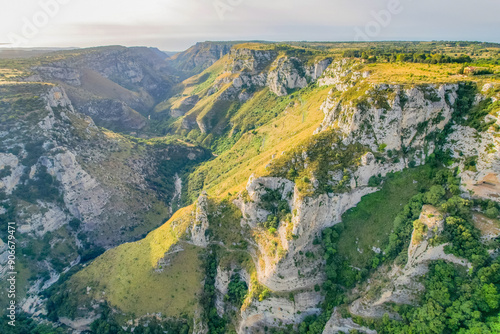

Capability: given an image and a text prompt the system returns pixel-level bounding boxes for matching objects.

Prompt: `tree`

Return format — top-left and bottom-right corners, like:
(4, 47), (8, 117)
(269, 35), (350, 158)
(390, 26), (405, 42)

(68, 218), (81, 231)
(480, 284), (500, 311)
(485, 207), (499, 219)
(424, 185), (446, 205)
(226, 273), (248, 307)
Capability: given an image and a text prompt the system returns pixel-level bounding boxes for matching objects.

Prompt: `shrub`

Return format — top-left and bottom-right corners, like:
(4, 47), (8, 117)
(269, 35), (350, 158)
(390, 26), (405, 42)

(413, 219), (428, 242)
(485, 207), (499, 219)
(261, 215), (279, 230)
(226, 273), (248, 307)
(378, 143), (387, 152)
(0, 166), (11, 179)
(258, 288), (270, 302)
(68, 218), (82, 231)
(424, 185), (446, 205)
(368, 175), (383, 187)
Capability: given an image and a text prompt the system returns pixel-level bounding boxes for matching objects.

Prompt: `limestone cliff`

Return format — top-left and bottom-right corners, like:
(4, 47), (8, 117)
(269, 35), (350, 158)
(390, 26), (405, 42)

(169, 41), (235, 75)
(25, 46), (175, 131)
(0, 83), (209, 315)
(12, 44), (499, 334)
(221, 48), (332, 98)
(443, 86), (500, 202)
(348, 205), (470, 320)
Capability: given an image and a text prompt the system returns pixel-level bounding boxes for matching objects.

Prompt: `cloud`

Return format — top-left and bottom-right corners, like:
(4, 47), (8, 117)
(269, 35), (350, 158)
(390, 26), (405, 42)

(1, 0), (499, 50)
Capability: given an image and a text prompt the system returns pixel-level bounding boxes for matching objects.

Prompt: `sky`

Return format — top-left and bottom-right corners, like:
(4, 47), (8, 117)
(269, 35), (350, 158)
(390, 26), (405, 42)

(1, 0), (500, 51)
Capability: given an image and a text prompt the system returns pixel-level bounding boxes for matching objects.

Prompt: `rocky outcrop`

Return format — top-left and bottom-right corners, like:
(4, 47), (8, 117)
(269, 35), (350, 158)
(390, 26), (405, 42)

(318, 59), (365, 90)
(318, 64), (500, 204)
(228, 50), (332, 95)
(239, 291), (323, 333)
(256, 184), (377, 292)
(318, 83), (457, 154)
(236, 152), (412, 294)
(444, 121), (500, 202)
(266, 57), (309, 96)
(41, 150), (109, 222)
(232, 174), (379, 331)
(170, 42), (234, 75)
(214, 266), (250, 317)
(18, 202), (69, 236)
(27, 46), (174, 132)
(354, 151), (407, 185)
(0, 83), (211, 320)
(473, 213), (500, 242)
(34, 47), (172, 100)
(189, 192), (211, 247)
(45, 85), (76, 110)
(215, 49), (331, 100)
(349, 205), (470, 320)
(323, 308), (377, 334)
(0, 153), (23, 194)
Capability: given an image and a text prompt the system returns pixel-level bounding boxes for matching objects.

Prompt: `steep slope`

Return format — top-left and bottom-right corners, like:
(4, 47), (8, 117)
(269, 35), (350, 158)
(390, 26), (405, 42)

(0, 82), (210, 317)
(168, 41), (237, 76)
(5, 46), (176, 132)
(4, 41), (500, 333)
(44, 45), (500, 334)
(49, 205), (204, 328)
(154, 43), (332, 143)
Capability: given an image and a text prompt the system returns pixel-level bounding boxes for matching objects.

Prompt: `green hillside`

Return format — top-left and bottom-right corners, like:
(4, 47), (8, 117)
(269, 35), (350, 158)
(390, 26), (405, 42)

(1, 41), (500, 334)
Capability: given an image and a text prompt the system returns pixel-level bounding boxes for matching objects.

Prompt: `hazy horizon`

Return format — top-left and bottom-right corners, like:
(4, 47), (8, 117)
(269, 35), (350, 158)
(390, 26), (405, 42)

(2, 40), (500, 55)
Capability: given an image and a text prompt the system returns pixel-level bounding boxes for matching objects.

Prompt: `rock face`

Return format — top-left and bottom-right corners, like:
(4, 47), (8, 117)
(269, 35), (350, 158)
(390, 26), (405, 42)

(214, 266), (232, 317)
(214, 266), (250, 318)
(238, 291), (323, 333)
(0, 83), (210, 317)
(183, 47), (332, 134)
(323, 308), (377, 334)
(444, 122), (500, 202)
(317, 61), (500, 206)
(169, 42), (234, 75)
(318, 82), (457, 156)
(229, 80), (464, 328)
(318, 59), (365, 90)
(189, 193), (211, 247)
(349, 205), (470, 320)
(42, 151), (109, 221)
(0, 153), (23, 194)
(28, 46), (175, 131)
(170, 95), (200, 118)
(225, 49), (331, 97)
(266, 57), (309, 96)
(231, 174), (375, 331)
